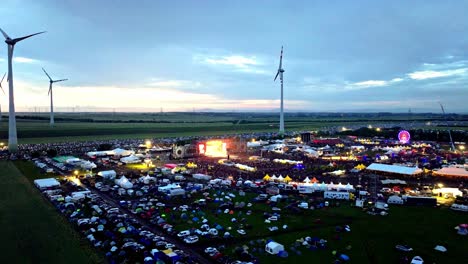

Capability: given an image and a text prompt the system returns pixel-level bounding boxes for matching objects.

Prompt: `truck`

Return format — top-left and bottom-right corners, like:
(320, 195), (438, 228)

(324, 191), (350, 200)
(404, 196), (437, 206)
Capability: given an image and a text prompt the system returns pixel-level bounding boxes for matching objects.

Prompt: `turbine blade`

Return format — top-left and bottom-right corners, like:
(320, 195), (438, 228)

(0, 72), (5, 94)
(54, 79), (68, 83)
(274, 70), (280, 81)
(279, 46), (283, 69)
(0, 28), (10, 39)
(42, 68), (52, 81)
(13, 31), (46, 43)
(439, 102), (445, 114)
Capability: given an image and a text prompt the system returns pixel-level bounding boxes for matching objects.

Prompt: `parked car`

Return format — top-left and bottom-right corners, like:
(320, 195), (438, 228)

(184, 235), (199, 244)
(177, 230), (191, 237)
(205, 247), (218, 254)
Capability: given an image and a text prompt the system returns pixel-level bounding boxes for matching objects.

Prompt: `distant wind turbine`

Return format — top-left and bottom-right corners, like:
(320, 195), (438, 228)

(0, 72), (5, 122)
(42, 68), (67, 126)
(439, 102), (456, 152)
(0, 28), (45, 152)
(274, 46), (285, 134)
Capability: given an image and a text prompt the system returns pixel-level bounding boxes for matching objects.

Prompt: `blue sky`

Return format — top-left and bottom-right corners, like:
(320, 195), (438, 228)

(0, 0), (467, 112)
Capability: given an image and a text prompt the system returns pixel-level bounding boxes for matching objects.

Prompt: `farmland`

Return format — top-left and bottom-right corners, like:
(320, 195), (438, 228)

(1, 112), (466, 144)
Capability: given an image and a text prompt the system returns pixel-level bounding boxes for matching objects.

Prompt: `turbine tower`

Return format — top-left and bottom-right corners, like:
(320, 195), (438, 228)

(42, 68), (67, 126)
(0, 72), (5, 122)
(274, 46), (285, 134)
(439, 102), (456, 152)
(0, 28), (45, 152)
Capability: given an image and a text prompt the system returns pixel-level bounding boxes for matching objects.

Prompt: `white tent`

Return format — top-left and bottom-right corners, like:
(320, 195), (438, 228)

(34, 178), (60, 189)
(277, 175), (284, 182)
(81, 161), (97, 170)
(265, 241), (284, 255)
(303, 177), (311, 183)
(97, 170), (116, 179)
(270, 175), (278, 181)
(120, 155), (141, 164)
(115, 176), (133, 189)
(141, 175), (156, 184)
(112, 148), (134, 157)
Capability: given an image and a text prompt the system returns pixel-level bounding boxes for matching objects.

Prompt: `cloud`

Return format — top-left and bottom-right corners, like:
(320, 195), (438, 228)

(408, 68), (467, 80)
(390, 77), (404, 82)
(195, 54), (269, 75)
(346, 80), (388, 90)
(7, 79), (308, 112)
(13, 57), (39, 64)
(205, 55), (259, 67)
(147, 78), (202, 89)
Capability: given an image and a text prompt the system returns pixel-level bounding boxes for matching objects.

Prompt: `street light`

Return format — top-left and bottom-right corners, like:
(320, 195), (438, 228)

(459, 145), (465, 151)
(437, 183), (443, 188)
(74, 170), (79, 176)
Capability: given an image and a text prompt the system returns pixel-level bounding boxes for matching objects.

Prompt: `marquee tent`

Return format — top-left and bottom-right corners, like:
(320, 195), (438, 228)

(366, 163), (423, 175)
(433, 167), (468, 177)
(34, 178), (60, 189)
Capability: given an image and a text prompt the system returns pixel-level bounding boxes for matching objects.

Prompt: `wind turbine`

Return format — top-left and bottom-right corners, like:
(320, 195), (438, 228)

(274, 46), (285, 134)
(0, 28), (45, 152)
(42, 68), (67, 126)
(0, 73), (5, 122)
(439, 102), (456, 152)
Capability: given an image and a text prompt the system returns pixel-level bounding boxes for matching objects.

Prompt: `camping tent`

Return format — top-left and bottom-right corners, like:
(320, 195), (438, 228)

(303, 177), (311, 183)
(115, 176), (133, 189)
(284, 175), (292, 183)
(98, 170), (116, 179)
(263, 174), (271, 181)
(265, 241), (285, 255)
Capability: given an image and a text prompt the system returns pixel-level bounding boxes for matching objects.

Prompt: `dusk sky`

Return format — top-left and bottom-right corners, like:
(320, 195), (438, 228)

(1, 0), (467, 112)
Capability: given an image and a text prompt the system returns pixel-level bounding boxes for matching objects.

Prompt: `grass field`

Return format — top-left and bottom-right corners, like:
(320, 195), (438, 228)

(156, 190), (468, 264)
(0, 161), (103, 264)
(1, 112), (466, 144)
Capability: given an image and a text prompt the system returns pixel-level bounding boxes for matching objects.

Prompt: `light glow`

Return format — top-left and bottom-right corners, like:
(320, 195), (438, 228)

(201, 140), (228, 157)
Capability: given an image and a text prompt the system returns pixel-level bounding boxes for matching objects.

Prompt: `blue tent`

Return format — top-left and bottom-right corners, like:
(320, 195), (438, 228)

(340, 254), (350, 261)
(192, 217), (199, 222)
(278, 250), (289, 258)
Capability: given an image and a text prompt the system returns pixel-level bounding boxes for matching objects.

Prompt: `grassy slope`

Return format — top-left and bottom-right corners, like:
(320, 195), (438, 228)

(0, 161), (103, 264)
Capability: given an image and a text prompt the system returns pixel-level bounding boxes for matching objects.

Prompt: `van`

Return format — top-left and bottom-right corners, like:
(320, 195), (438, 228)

(177, 230), (191, 237)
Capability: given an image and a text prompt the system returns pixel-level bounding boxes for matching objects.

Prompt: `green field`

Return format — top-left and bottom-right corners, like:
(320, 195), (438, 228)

(1, 112), (466, 144)
(156, 190), (468, 264)
(0, 161), (103, 264)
